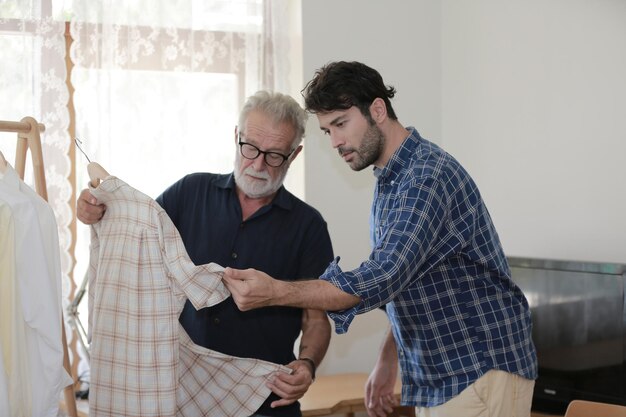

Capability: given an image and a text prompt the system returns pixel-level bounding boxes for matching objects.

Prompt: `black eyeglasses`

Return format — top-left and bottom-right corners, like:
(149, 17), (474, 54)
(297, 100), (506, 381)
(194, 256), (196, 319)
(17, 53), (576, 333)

(238, 132), (295, 168)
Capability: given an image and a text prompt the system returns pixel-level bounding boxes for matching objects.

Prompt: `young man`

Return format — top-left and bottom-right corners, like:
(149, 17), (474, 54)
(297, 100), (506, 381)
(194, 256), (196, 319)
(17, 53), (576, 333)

(224, 62), (538, 417)
(77, 91), (333, 417)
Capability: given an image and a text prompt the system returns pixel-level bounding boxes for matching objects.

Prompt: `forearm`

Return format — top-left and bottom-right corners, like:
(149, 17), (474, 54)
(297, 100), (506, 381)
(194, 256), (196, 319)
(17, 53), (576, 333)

(268, 309), (330, 407)
(298, 310), (331, 368)
(276, 279), (361, 311)
(222, 268), (360, 313)
(365, 327), (399, 416)
(377, 327), (398, 367)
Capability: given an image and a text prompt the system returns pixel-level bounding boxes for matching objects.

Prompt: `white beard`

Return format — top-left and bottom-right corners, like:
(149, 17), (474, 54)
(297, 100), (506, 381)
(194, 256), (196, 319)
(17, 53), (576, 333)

(234, 155), (288, 198)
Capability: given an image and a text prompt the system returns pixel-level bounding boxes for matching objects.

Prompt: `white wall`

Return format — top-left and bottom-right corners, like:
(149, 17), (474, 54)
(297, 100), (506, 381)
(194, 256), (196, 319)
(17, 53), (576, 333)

(301, 0), (626, 383)
(442, 0), (626, 265)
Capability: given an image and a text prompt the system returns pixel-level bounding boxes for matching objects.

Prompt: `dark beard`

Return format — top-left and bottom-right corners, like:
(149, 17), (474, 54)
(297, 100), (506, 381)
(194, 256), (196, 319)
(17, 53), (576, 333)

(350, 123), (385, 171)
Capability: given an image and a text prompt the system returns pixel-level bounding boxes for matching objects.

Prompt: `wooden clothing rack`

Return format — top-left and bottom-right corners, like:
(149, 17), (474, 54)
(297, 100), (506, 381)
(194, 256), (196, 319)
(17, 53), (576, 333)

(0, 116), (78, 417)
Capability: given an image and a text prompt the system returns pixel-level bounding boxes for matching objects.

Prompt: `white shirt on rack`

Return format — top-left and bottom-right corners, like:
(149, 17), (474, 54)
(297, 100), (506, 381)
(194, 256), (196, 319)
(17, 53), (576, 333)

(0, 345), (9, 417)
(0, 201), (20, 417)
(0, 164), (72, 417)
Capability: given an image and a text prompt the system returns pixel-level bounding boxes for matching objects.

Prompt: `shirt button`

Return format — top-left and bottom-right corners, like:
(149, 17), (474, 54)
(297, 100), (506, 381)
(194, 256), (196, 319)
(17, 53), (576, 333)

(231, 252), (238, 259)
(213, 318), (220, 325)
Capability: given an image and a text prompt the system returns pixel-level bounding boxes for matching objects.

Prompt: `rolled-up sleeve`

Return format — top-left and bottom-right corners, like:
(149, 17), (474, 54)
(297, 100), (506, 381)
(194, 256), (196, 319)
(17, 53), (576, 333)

(320, 257), (359, 333)
(321, 175), (451, 334)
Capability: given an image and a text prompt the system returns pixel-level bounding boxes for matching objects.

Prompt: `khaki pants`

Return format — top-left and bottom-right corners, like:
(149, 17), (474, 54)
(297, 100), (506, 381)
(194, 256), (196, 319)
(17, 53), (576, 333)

(415, 370), (535, 417)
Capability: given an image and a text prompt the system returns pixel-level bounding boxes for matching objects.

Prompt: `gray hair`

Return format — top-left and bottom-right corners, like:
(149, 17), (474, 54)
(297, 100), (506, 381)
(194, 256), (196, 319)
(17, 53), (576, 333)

(238, 90), (308, 148)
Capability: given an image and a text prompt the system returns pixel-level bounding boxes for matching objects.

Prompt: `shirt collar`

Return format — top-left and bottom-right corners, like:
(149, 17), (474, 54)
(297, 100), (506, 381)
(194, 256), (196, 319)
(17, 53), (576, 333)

(0, 164), (22, 192)
(220, 172), (293, 211)
(88, 176), (127, 204)
(373, 126), (421, 181)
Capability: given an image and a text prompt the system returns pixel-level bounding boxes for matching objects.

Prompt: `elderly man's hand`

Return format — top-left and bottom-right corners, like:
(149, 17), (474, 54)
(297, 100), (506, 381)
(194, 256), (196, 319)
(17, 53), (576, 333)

(77, 188), (106, 224)
(267, 359), (315, 408)
(222, 267), (279, 311)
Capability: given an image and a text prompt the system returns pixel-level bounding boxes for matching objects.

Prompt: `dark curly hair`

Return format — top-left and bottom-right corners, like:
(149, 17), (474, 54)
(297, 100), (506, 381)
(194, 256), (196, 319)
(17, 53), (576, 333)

(301, 61), (398, 120)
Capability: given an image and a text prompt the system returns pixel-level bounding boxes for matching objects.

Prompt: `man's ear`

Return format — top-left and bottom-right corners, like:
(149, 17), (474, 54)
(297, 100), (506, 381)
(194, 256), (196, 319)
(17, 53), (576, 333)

(234, 125), (239, 145)
(369, 98), (387, 124)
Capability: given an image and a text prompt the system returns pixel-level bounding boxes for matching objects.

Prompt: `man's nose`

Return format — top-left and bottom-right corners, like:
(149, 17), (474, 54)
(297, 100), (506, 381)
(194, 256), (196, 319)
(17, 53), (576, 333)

(252, 154), (267, 170)
(329, 133), (344, 149)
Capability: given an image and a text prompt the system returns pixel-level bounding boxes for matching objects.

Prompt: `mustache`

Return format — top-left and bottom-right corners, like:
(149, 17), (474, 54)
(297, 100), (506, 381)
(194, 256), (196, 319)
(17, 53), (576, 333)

(243, 166), (271, 180)
(338, 146), (354, 156)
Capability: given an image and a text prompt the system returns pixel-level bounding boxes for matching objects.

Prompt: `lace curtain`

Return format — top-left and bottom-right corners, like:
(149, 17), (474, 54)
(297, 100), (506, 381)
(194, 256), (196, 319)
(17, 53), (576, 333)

(0, 0), (74, 358)
(68, 0), (299, 383)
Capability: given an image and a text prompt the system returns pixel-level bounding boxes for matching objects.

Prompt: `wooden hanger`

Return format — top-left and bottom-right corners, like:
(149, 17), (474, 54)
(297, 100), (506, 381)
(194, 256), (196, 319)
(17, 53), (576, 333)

(74, 138), (109, 187)
(87, 161), (110, 188)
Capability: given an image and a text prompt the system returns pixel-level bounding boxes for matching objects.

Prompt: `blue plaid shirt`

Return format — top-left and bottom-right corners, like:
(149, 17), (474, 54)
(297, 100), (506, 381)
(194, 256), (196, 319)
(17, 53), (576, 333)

(321, 127), (537, 407)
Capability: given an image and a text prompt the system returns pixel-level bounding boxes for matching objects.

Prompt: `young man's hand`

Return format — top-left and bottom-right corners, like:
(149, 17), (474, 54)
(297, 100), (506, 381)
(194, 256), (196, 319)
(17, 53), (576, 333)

(222, 267), (279, 311)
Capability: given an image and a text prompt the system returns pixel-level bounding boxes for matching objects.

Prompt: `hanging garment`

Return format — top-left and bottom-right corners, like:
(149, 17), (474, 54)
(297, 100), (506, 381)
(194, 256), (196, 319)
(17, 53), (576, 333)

(0, 344), (9, 417)
(0, 165), (72, 417)
(0, 201), (18, 417)
(87, 176), (291, 417)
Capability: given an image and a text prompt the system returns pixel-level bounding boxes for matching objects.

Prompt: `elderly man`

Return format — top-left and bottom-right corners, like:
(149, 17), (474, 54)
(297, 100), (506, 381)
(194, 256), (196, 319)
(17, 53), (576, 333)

(78, 90), (333, 417)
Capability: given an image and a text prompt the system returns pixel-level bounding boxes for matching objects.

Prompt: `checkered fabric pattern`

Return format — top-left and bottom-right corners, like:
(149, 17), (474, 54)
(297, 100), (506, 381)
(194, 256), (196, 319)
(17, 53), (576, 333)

(88, 177), (290, 417)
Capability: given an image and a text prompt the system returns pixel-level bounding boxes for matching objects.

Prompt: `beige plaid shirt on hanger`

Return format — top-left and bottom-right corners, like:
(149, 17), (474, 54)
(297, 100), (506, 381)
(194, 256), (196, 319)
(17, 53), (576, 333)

(87, 177), (291, 417)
